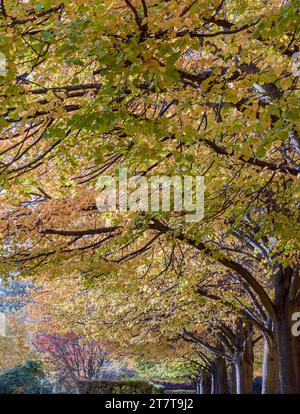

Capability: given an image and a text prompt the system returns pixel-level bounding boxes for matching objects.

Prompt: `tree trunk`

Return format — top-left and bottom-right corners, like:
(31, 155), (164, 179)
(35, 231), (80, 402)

(235, 356), (253, 394)
(195, 380), (201, 395)
(211, 372), (216, 394)
(200, 369), (212, 394)
(262, 334), (279, 394)
(229, 362), (236, 394)
(292, 332), (300, 392)
(198, 370), (204, 394)
(276, 306), (298, 393)
(291, 284), (300, 392)
(214, 356), (228, 394)
(275, 266), (300, 394)
(235, 319), (254, 394)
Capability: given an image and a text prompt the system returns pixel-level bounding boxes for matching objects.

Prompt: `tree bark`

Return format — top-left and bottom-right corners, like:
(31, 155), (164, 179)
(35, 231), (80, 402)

(229, 362), (236, 394)
(276, 307), (297, 393)
(214, 355), (228, 394)
(292, 332), (300, 392)
(275, 265), (300, 394)
(200, 369), (212, 394)
(235, 356), (253, 394)
(195, 380), (201, 394)
(235, 319), (254, 394)
(211, 371), (216, 394)
(262, 334), (279, 394)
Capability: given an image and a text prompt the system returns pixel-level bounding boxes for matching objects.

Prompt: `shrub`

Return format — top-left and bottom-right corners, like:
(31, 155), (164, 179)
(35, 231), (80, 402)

(0, 360), (47, 394)
(79, 379), (165, 394)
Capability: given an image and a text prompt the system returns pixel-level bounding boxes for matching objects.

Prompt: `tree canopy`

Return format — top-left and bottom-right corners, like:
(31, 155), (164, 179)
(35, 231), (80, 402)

(0, 0), (299, 395)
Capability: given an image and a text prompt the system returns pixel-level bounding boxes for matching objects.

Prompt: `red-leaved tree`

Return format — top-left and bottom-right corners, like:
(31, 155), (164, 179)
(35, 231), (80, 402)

(36, 333), (108, 389)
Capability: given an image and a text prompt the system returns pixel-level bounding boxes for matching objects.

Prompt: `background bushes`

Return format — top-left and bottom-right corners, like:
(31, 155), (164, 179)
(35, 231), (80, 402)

(79, 379), (165, 394)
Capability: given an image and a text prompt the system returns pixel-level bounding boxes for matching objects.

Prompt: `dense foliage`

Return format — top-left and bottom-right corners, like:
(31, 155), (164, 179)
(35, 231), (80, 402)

(0, 0), (299, 394)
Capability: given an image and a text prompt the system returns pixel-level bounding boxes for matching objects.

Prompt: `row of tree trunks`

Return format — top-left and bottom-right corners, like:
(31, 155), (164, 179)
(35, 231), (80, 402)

(196, 362), (227, 394)
(191, 318), (256, 394)
(194, 320), (255, 394)
(196, 325), (299, 395)
(241, 308), (300, 395)
(194, 262), (300, 394)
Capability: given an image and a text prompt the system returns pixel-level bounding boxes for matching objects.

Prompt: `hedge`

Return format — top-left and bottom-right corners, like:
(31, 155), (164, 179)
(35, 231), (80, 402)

(79, 379), (165, 394)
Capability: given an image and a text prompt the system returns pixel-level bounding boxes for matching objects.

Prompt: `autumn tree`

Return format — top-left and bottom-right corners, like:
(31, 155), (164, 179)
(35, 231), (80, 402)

(0, 0), (299, 394)
(36, 332), (109, 390)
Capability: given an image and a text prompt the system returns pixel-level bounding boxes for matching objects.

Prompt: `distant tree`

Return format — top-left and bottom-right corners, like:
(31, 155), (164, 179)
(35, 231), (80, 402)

(0, 313), (37, 373)
(36, 333), (109, 389)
